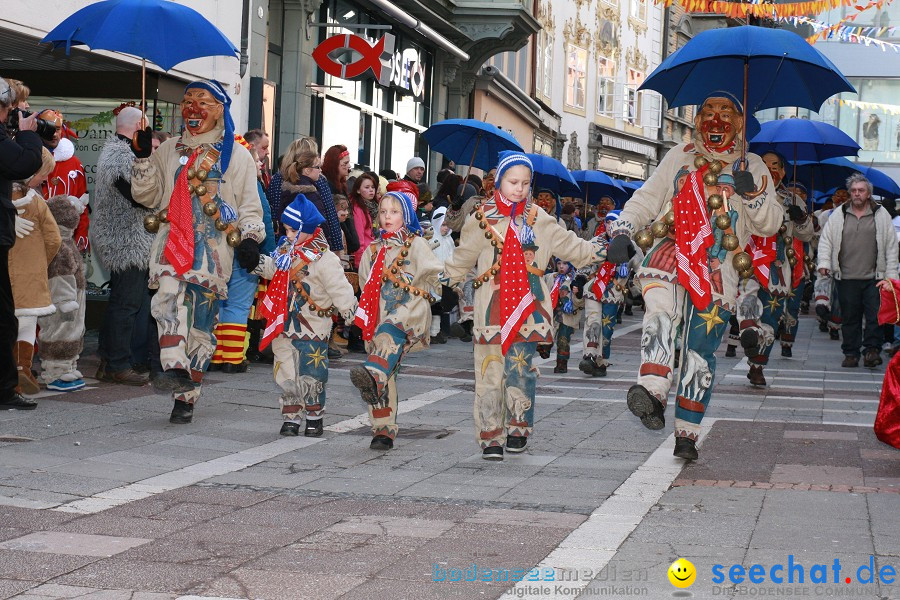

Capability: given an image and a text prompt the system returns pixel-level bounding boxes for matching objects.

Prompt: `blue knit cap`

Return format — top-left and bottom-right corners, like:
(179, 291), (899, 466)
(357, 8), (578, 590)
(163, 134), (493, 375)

(383, 191), (423, 235)
(281, 194), (325, 234)
(185, 80), (234, 173)
(496, 151), (533, 184)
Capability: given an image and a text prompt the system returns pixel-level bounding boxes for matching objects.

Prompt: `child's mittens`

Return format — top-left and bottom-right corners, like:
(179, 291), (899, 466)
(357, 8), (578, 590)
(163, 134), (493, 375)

(562, 297), (575, 315)
(14, 214), (33, 238)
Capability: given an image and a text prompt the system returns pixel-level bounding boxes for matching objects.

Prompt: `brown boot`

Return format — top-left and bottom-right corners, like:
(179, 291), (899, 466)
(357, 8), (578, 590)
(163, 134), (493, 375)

(553, 359), (568, 373)
(15, 342), (40, 395)
(747, 364), (767, 387)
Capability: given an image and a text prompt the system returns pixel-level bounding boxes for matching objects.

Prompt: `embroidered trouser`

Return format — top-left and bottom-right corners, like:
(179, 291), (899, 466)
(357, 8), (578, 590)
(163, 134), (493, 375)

(272, 336), (328, 421)
(814, 274), (843, 331)
(363, 323), (407, 439)
(556, 324), (574, 361)
(473, 341), (538, 449)
(637, 280), (731, 441)
(38, 288), (86, 383)
(781, 280), (806, 348)
(736, 277), (786, 361)
(582, 299), (620, 367)
(151, 276), (220, 404)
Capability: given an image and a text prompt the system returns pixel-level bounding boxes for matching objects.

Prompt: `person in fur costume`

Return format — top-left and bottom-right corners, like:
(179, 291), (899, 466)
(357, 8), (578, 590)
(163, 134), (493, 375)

(38, 194), (87, 391)
(8, 147), (61, 396)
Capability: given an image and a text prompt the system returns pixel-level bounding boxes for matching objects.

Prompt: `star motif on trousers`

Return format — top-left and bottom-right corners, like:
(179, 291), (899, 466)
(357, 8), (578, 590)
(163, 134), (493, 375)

(509, 348), (530, 376)
(695, 304), (725, 335)
(306, 347), (328, 369)
(601, 314), (613, 328)
(199, 289), (218, 311)
(767, 295), (782, 312)
(786, 288), (796, 300)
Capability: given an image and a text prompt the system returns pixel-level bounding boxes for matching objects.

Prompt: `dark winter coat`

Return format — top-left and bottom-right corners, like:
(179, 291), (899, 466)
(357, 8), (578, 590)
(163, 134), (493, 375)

(0, 124), (43, 247)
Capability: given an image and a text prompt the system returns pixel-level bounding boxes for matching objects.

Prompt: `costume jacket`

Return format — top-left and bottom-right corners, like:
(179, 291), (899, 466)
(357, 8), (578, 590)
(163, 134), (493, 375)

(131, 124), (265, 298)
(443, 195), (606, 345)
(357, 232), (442, 352)
(609, 135), (782, 312)
(9, 188), (61, 315)
(753, 186), (815, 295)
(42, 138), (89, 249)
(544, 270), (583, 328)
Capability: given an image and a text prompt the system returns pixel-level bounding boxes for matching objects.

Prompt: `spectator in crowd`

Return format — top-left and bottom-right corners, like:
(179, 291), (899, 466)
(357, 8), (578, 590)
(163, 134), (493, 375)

(9, 149), (61, 397)
(379, 168), (397, 181)
(38, 109), (89, 252)
(348, 172), (379, 270)
(818, 173), (899, 368)
(244, 129), (270, 188)
(0, 77), (43, 409)
(404, 157), (425, 186)
(93, 106), (153, 386)
(323, 144), (350, 197)
(151, 131), (171, 153)
(432, 172), (461, 210)
(7, 79), (30, 110)
(561, 202), (581, 235)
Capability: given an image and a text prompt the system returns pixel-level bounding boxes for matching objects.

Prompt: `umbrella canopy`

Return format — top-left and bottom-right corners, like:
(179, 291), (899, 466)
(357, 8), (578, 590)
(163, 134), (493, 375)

(570, 170), (626, 205)
(617, 180), (644, 202)
(42, 0), (238, 71)
(422, 119), (523, 172)
(526, 154), (581, 197)
(640, 26), (854, 113)
(795, 157), (900, 199)
(749, 120), (860, 162)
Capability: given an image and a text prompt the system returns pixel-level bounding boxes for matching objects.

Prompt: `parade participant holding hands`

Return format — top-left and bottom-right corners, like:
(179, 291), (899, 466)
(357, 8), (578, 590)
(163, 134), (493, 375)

(351, 190), (442, 451)
(606, 93), (782, 460)
(254, 194), (357, 437)
(131, 80), (265, 424)
(443, 151), (607, 460)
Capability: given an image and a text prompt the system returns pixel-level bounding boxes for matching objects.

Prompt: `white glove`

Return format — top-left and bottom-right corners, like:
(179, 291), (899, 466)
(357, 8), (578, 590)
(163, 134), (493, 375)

(14, 214), (34, 238)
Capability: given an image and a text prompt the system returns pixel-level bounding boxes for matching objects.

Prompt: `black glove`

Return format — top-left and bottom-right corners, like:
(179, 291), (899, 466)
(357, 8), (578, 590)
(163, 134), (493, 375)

(787, 204), (806, 222)
(607, 235), (636, 264)
(132, 127), (153, 158)
(236, 238), (261, 271)
(733, 170), (755, 196)
(572, 274), (588, 299)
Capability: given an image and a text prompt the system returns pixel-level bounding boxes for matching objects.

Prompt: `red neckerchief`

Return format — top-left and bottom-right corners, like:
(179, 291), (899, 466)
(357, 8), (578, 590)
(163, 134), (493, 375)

(747, 235), (777, 290)
(164, 149), (201, 274)
(258, 229), (324, 349)
(491, 190), (537, 355)
(550, 274), (563, 308)
(591, 262), (617, 298)
(791, 237), (805, 287)
(354, 230), (404, 341)
(673, 165), (715, 309)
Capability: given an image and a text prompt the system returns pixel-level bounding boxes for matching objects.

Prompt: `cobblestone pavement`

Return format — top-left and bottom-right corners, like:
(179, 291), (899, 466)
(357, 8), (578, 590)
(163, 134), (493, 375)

(0, 313), (896, 600)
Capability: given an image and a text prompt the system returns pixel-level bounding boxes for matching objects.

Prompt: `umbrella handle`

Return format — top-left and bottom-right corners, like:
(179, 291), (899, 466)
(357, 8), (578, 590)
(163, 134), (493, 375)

(462, 132), (484, 199)
(740, 60), (749, 171)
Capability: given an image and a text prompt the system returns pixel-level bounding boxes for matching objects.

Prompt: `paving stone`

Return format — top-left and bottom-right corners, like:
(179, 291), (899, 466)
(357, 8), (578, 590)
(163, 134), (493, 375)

(114, 540), (270, 569)
(51, 560), (224, 594)
(0, 549), (98, 581)
(770, 464), (865, 486)
(0, 578), (40, 598)
(0, 532), (150, 557)
(190, 568), (365, 600)
(54, 515), (188, 539)
(19, 583), (102, 598)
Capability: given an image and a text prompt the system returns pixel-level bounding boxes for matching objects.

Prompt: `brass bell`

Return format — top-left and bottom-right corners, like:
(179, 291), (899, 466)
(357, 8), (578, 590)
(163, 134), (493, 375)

(381, 275), (389, 282)
(413, 289), (421, 296)
(788, 256), (798, 267)
(401, 250), (409, 257)
(663, 211), (676, 226)
(732, 251), (752, 272)
(739, 268), (754, 279)
(482, 274), (490, 282)
(196, 169), (208, 181)
(785, 247), (796, 258)
(479, 222), (487, 230)
(203, 201), (218, 217)
(490, 267), (499, 275)
(215, 219), (228, 231)
(650, 221), (669, 238)
(708, 194), (724, 210)
(392, 282), (400, 289)
(390, 267), (398, 274)
(708, 160), (723, 175)
(715, 214), (732, 230)
(473, 280), (482, 289)
(226, 230), (242, 248)
(484, 232), (492, 240)
(475, 212), (483, 221)
(635, 229), (654, 250)
(779, 224), (787, 234)
(703, 172), (719, 187)
(784, 236), (793, 245)
(143, 214), (160, 233)
(187, 167), (197, 179)
(722, 234), (739, 252)
(188, 183), (196, 195)
(195, 184), (208, 197)
(159, 209), (169, 223)
(694, 155), (709, 169)
(404, 240), (412, 248)
(308, 305), (316, 312)
(491, 240), (498, 247)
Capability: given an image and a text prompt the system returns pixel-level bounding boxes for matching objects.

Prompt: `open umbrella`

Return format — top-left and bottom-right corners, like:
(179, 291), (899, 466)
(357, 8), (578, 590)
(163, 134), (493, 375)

(570, 170), (625, 205)
(640, 25), (855, 166)
(422, 119), (523, 172)
(749, 120), (860, 162)
(43, 0), (238, 117)
(526, 154), (580, 197)
(795, 157), (900, 200)
(615, 180), (644, 202)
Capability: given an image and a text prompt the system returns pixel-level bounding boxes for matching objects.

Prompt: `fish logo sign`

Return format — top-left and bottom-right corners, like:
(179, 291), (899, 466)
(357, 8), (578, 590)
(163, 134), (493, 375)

(312, 33), (395, 87)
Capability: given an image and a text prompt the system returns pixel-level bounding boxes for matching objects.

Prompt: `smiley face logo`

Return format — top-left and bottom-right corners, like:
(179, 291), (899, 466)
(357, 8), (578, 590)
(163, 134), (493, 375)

(668, 558), (696, 588)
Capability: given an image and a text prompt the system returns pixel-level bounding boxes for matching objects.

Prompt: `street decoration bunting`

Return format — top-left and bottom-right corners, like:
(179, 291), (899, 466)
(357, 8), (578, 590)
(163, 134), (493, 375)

(663, 0), (888, 20)
(829, 97), (900, 116)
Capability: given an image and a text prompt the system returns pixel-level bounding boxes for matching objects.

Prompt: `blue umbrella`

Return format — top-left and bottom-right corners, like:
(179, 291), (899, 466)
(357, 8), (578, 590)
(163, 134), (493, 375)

(43, 0), (238, 114)
(526, 154), (581, 197)
(617, 180), (644, 202)
(795, 157), (900, 200)
(571, 170), (626, 205)
(422, 119), (523, 172)
(641, 26), (854, 113)
(749, 120), (860, 162)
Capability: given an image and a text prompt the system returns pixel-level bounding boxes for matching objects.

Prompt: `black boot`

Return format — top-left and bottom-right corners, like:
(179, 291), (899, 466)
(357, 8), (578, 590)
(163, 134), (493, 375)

(781, 345), (792, 357)
(553, 359), (568, 373)
(747, 364), (767, 386)
(459, 320), (474, 343)
(725, 345), (736, 358)
(627, 384), (665, 430)
(674, 437), (698, 460)
(740, 329), (760, 357)
(169, 400), (194, 424)
(347, 325), (366, 353)
(537, 344), (552, 359)
(304, 419), (324, 437)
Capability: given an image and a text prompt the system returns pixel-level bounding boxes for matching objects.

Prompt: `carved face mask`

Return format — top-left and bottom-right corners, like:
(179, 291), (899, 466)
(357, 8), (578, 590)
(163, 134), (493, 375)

(536, 192), (555, 214)
(696, 97), (742, 152)
(596, 197), (615, 217)
(181, 88), (224, 135)
(483, 170), (496, 194)
(762, 153), (785, 187)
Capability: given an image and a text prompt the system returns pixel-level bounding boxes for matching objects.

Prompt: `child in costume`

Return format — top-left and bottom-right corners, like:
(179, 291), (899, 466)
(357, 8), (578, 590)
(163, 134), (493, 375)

(429, 206), (456, 344)
(38, 194), (89, 391)
(351, 191), (442, 451)
(443, 151), (607, 460)
(254, 194), (357, 436)
(545, 259), (581, 373)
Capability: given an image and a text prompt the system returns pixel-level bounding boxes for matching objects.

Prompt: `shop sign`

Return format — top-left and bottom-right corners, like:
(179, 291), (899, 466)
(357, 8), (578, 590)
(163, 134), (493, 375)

(313, 32), (427, 100)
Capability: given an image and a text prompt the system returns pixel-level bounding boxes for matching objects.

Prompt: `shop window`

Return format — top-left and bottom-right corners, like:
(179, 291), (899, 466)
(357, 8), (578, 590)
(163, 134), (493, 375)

(624, 69), (644, 126)
(533, 133), (554, 156)
(597, 55), (616, 117)
(565, 44), (588, 112)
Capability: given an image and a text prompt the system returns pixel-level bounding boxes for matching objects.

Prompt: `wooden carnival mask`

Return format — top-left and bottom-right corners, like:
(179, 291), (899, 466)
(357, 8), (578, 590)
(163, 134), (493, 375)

(181, 88), (224, 135)
(695, 97), (743, 153)
(761, 152), (786, 187)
